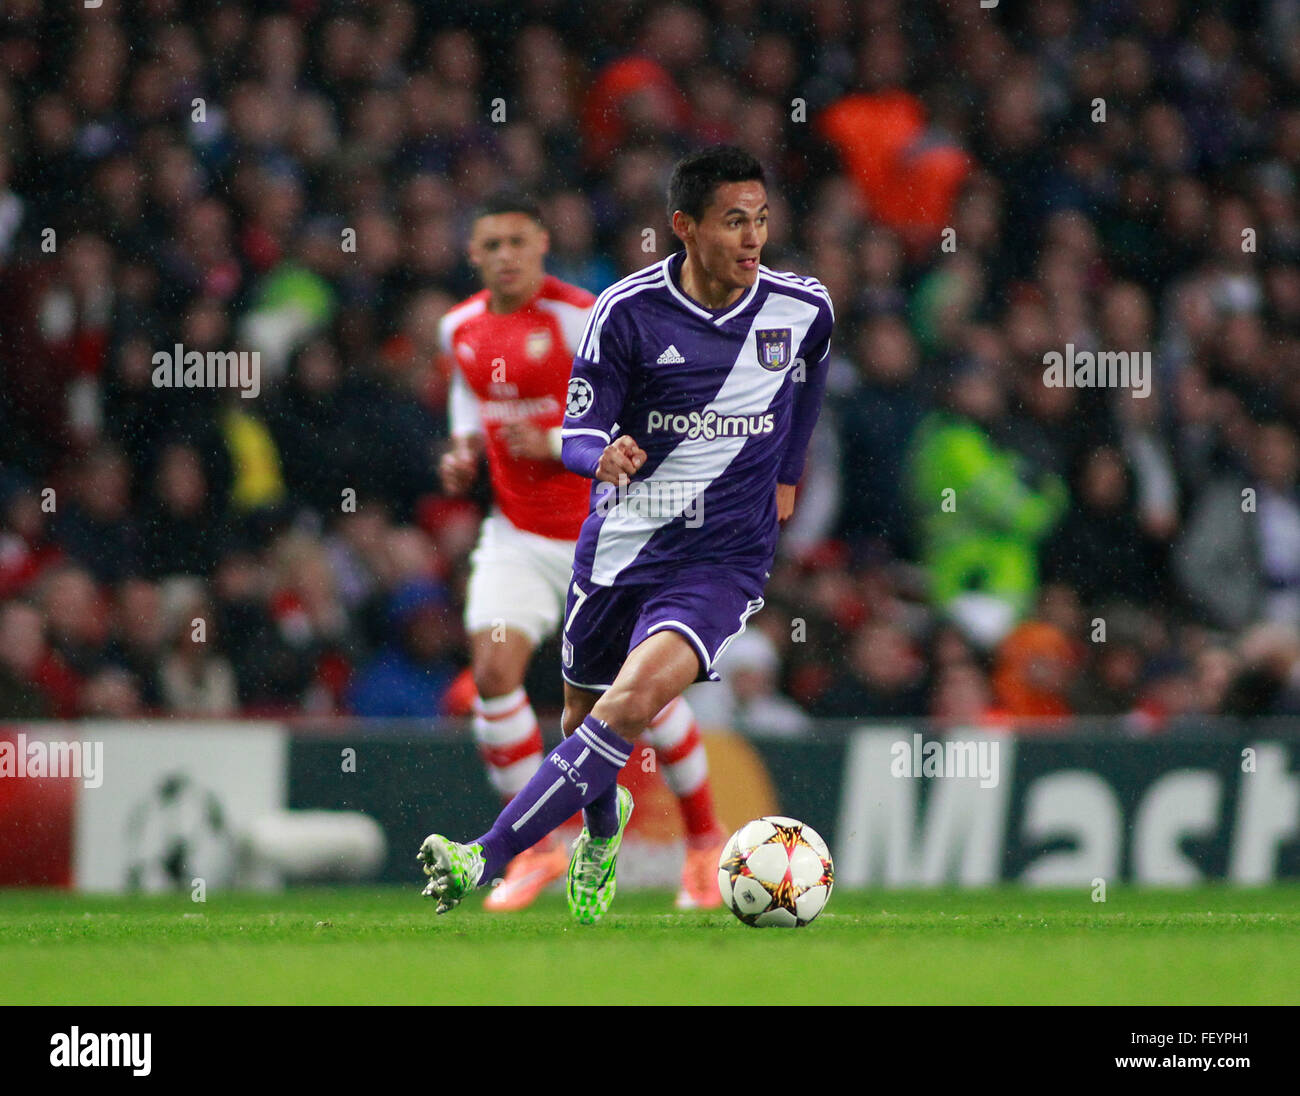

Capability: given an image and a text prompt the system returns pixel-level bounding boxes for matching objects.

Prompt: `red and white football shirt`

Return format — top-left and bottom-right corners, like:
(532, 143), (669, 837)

(439, 276), (595, 541)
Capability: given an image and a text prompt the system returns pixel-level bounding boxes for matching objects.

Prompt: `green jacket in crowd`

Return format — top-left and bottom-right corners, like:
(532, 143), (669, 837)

(905, 410), (1068, 616)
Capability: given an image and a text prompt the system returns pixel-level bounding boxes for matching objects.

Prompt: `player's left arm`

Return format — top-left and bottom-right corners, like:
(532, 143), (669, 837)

(561, 294), (636, 481)
(776, 299), (834, 521)
(500, 421), (564, 461)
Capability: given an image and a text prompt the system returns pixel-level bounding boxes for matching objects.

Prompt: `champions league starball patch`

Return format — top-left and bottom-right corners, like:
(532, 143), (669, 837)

(566, 377), (595, 417)
(755, 328), (793, 371)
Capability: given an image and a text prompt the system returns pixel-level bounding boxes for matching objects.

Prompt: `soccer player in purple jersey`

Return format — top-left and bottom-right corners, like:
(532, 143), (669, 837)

(419, 146), (834, 922)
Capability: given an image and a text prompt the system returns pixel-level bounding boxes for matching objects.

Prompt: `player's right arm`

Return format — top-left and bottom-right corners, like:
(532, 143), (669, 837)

(439, 314), (485, 496)
(560, 292), (645, 484)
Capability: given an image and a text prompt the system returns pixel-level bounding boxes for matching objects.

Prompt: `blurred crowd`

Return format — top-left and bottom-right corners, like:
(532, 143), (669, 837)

(3, 0), (1300, 730)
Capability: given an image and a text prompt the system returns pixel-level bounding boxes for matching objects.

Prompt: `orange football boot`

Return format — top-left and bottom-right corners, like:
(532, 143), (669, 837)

(676, 832), (727, 910)
(483, 838), (572, 911)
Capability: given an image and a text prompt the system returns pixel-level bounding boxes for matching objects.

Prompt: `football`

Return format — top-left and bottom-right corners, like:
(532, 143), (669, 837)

(717, 816), (834, 927)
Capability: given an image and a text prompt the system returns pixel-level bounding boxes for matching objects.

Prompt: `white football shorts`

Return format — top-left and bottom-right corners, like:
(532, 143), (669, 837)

(463, 510), (578, 645)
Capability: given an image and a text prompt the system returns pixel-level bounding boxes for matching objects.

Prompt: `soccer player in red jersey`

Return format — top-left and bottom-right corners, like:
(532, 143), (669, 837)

(437, 193), (727, 910)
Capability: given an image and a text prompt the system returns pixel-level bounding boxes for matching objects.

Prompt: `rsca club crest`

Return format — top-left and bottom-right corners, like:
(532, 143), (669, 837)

(755, 328), (793, 371)
(566, 377), (594, 418)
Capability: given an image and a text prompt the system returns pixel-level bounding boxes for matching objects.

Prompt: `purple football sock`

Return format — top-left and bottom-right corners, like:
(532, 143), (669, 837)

(584, 783), (621, 839)
(472, 715), (632, 882)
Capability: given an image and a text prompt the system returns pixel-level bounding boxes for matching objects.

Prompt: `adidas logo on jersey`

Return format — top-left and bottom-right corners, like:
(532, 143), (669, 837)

(656, 345), (686, 364)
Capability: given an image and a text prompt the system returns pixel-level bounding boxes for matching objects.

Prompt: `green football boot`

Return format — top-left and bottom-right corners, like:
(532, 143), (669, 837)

(566, 786), (634, 924)
(418, 835), (485, 914)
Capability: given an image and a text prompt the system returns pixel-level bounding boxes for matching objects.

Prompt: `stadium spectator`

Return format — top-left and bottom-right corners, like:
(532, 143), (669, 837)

(1043, 445), (1165, 607)
(812, 621), (928, 719)
(930, 662), (1010, 729)
(1219, 622), (1300, 717)
(0, 600), (79, 718)
(38, 564), (113, 680)
(992, 619), (1082, 719)
(0, 477), (64, 600)
(690, 630), (812, 738)
(265, 336), (362, 522)
(51, 445), (142, 586)
(1176, 420), (1300, 630)
(80, 666), (146, 719)
(905, 360), (1068, 649)
(346, 578), (460, 718)
(834, 315), (926, 558)
(138, 443), (230, 580)
(104, 578), (168, 713)
(156, 579), (238, 717)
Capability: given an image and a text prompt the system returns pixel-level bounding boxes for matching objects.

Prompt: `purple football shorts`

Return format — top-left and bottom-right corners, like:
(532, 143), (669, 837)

(560, 567), (766, 691)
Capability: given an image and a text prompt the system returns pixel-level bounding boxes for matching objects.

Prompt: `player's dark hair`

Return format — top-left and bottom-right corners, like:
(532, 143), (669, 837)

(667, 146), (766, 223)
(472, 191), (545, 226)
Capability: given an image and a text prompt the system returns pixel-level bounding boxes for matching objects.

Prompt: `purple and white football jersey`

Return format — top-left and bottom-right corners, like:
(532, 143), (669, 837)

(560, 250), (834, 587)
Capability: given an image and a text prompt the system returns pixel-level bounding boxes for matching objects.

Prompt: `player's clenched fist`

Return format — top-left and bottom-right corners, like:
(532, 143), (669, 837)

(595, 435), (647, 484)
(776, 482), (797, 522)
(439, 439), (481, 495)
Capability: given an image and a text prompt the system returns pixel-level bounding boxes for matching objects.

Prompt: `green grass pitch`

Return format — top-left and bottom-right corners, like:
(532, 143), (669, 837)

(2, 886), (1298, 1005)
